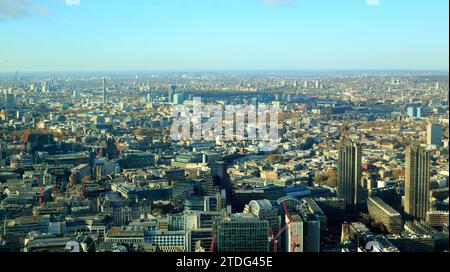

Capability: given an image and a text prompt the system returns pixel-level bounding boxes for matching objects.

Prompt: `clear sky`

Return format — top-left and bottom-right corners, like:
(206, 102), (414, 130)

(0, 0), (448, 72)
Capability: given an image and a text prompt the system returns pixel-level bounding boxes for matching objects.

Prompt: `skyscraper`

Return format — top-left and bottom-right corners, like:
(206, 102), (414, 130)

(210, 161), (229, 193)
(407, 107), (422, 119)
(427, 123), (443, 147)
(168, 85), (176, 103)
(315, 80), (320, 89)
(405, 144), (431, 220)
(4, 93), (15, 111)
(102, 77), (107, 103)
(173, 92), (185, 105)
(337, 140), (362, 212)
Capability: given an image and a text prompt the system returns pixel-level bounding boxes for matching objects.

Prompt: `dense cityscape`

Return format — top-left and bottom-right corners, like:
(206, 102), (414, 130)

(0, 71), (448, 252)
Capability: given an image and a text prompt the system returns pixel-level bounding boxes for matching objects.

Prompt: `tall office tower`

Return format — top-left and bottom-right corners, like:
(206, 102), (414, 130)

(210, 161), (229, 194)
(168, 85), (176, 103)
(173, 92), (185, 105)
(102, 77), (107, 103)
(4, 93), (15, 111)
(315, 80), (320, 89)
(213, 214), (269, 252)
(427, 123), (443, 147)
(303, 214), (320, 252)
(73, 89), (79, 98)
(337, 140), (362, 212)
(405, 144), (431, 220)
(407, 106), (422, 119)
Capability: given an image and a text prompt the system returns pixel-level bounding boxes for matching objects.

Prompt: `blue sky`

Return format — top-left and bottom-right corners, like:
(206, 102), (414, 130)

(0, 0), (448, 72)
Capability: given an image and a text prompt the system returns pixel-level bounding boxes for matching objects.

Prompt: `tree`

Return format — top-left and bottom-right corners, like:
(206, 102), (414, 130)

(325, 171), (337, 187)
(267, 154), (283, 163)
(314, 172), (328, 184)
(314, 171), (337, 187)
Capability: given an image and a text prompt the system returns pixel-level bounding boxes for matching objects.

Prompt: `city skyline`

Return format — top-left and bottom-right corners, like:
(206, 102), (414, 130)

(0, 0), (449, 72)
(0, 0), (448, 256)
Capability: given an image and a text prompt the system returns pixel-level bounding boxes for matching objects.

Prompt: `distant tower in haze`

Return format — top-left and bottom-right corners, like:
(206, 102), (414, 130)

(168, 85), (176, 103)
(407, 106), (421, 119)
(404, 144), (431, 220)
(102, 77), (107, 103)
(4, 92), (15, 111)
(337, 140), (362, 212)
(173, 92), (185, 105)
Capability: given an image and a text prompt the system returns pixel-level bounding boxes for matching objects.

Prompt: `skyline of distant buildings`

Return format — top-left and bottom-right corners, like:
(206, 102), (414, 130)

(0, 72), (448, 253)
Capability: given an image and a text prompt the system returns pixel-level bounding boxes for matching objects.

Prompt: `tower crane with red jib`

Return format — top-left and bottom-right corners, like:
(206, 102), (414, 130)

(268, 201), (303, 253)
(209, 201), (303, 253)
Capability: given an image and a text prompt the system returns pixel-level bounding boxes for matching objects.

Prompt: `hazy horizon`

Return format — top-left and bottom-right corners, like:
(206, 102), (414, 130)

(0, 68), (449, 77)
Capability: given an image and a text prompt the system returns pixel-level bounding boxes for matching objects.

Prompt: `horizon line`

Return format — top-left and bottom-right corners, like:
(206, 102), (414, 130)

(0, 68), (449, 76)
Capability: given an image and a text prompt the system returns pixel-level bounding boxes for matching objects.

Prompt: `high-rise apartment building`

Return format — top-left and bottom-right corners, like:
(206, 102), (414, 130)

(337, 140), (362, 212)
(404, 144), (431, 220)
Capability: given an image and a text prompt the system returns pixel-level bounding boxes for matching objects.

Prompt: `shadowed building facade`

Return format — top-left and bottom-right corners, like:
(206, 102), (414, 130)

(404, 144), (431, 221)
(337, 140), (362, 212)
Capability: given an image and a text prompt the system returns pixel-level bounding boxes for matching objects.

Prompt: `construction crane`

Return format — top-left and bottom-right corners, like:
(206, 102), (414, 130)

(38, 185), (43, 208)
(95, 147), (103, 159)
(283, 201), (301, 252)
(37, 164), (49, 209)
(80, 176), (89, 199)
(268, 201), (303, 253)
(66, 152), (88, 199)
(20, 134), (28, 155)
(290, 233), (300, 252)
(209, 235), (216, 252)
(209, 201), (303, 253)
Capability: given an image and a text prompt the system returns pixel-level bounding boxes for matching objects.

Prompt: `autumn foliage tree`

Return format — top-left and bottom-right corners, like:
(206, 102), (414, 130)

(314, 171), (337, 187)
